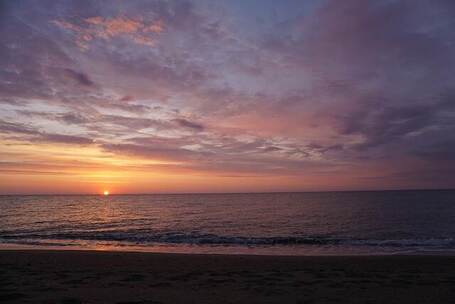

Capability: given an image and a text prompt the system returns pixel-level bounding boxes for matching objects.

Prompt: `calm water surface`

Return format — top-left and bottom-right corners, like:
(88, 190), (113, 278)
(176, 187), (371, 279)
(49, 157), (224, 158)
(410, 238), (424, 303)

(1, 191), (454, 255)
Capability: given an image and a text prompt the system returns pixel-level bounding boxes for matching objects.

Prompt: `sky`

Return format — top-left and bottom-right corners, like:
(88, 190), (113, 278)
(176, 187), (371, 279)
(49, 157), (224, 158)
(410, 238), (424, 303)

(1, 0), (455, 194)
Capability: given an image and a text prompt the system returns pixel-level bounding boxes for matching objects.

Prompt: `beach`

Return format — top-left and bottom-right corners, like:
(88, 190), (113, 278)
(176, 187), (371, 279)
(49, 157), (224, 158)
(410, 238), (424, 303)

(1, 250), (455, 303)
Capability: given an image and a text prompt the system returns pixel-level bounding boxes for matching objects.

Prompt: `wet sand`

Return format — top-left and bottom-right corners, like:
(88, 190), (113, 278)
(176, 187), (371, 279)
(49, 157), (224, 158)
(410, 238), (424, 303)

(1, 250), (455, 303)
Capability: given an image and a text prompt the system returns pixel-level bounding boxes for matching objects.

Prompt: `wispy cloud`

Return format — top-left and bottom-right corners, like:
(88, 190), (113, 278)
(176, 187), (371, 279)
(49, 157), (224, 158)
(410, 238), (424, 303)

(0, 120), (93, 145)
(53, 16), (163, 50)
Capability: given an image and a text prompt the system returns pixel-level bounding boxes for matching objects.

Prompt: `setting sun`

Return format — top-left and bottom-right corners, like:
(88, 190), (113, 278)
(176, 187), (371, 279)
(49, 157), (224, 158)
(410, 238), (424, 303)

(103, 190), (109, 196)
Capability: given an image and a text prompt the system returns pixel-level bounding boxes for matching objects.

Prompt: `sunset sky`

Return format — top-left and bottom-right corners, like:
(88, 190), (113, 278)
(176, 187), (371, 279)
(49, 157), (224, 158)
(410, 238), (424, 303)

(1, 0), (455, 194)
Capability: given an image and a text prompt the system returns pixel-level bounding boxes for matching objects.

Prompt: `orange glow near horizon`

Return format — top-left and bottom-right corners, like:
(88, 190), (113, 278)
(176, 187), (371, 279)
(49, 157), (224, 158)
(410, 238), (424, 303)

(0, 135), (426, 194)
(103, 190), (109, 196)
(0, 136), (417, 194)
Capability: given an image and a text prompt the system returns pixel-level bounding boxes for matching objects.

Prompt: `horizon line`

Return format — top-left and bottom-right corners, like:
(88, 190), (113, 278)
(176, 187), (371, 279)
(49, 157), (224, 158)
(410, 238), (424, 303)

(0, 188), (454, 196)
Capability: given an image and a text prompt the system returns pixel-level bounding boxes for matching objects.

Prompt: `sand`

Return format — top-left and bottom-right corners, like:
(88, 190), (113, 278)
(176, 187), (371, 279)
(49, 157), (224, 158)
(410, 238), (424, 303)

(1, 250), (455, 303)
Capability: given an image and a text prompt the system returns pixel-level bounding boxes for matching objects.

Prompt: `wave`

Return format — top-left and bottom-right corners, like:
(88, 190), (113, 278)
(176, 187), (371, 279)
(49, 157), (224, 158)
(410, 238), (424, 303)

(1, 230), (455, 248)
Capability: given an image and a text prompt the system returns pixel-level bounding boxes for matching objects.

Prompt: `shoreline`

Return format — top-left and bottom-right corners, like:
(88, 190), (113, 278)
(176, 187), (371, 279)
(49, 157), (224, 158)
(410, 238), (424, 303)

(2, 250), (455, 303)
(2, 240), (455, 257)
(3, 247), (455, 260)
(2, 242), (455, 257)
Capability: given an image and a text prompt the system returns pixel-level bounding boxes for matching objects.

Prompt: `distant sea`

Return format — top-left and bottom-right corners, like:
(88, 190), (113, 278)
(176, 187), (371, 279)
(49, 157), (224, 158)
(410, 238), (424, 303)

(1, 190), (454, 255)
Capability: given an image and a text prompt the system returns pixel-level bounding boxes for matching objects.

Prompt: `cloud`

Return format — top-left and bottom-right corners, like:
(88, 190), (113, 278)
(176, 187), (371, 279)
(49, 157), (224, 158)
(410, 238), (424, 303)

(63, 68), (94, 86)
(53, 16), (163, 50)
(16, 110), (90, 125)
(2, 0), (455, 190)
(37, 133), (94, 145)
(0, 14), (73, 100)
(173, 118), (204, 131)
(59, 113), (90, 125)
(256, 0), (455, 159)
(0, 120), (37, 135)
(120, 95), (134, 102)
(0, 120), (93, 145)
(94, 114), (170, 133)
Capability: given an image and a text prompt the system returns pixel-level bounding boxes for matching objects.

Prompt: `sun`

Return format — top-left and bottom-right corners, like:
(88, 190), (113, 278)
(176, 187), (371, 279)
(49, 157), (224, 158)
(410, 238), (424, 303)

(103, 190), (109, 196)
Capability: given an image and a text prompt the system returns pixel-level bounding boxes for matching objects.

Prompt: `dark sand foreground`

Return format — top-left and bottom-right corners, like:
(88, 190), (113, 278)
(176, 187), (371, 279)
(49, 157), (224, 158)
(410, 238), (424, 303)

(1, 250), (455, 303)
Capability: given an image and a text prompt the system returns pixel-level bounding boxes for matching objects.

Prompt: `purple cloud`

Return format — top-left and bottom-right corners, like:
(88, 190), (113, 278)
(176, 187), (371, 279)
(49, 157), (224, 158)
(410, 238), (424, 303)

(1, 0), (455, 190)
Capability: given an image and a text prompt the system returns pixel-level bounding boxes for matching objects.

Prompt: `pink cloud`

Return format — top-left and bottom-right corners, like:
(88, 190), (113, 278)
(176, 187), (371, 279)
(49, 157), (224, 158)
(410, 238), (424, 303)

(53, 16), (164, 50)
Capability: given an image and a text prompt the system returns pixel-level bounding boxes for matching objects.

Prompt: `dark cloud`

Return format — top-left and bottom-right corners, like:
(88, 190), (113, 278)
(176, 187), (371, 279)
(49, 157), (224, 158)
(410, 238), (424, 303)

(120, 95), (134, 102)
(63, 69), (94, 86)
(36, 133), (93, 145)
(414, 141), (455, 161)
(341, 104), (436, 149)
(16, 111), (89, 125)
(0, 120), (36, 135)
(262, 146), (282, 153)
(260, 0), (455, 163)
(96, 114), (169, 132)
(59, 113), (90, 124)
(173, 118), (204, 131)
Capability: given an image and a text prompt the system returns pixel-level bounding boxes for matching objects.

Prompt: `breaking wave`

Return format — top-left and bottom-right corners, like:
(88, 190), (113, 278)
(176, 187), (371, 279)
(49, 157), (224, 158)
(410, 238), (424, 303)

(1, 230), (455, 249)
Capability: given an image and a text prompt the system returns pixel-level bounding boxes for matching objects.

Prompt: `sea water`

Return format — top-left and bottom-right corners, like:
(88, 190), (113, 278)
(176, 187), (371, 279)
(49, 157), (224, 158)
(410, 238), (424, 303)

(1, 190), (454, 255)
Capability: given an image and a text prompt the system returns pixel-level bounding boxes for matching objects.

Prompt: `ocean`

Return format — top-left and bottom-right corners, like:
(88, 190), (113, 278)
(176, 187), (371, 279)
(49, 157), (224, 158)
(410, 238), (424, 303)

(1, 190), (454, 255)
